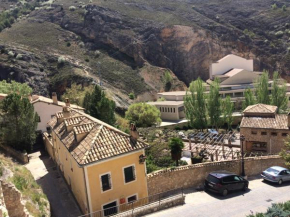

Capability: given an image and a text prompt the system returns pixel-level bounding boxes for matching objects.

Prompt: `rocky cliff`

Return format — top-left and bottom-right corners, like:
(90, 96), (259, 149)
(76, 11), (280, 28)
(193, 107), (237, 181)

(0, 0), (289, 106)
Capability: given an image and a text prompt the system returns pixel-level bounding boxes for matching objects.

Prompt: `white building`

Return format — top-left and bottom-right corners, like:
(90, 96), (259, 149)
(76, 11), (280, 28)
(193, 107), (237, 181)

(31, 93), (84, 132)
(152, 54), (290, 121)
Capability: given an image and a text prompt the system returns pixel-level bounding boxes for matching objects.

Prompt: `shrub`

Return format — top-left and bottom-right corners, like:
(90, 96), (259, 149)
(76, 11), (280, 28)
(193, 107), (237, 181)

(282, 5), (287, 11)
(94, 50), (101, 57)
(8, 51), (14, 57)
(16, 54), (23, 60)
(271, 3), (277, 10)
(128, 92), (135, 100)
(78, 42), (85, 48)
(66, 42), (71, 47)
(85, 57), (89, 62)
(69, 6), (76, 11)
(57, 56), (66, 67)
(275, 31), (284, 37)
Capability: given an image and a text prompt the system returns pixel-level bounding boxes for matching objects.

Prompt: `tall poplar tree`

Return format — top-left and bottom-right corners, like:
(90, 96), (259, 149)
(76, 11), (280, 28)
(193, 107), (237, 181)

(223, 96), (234, 130)
(242, 88), (256, 110)
(184, 78), (207, 130)
(271, 71), (288, 113)
(255, 71), (270, 105)
(207, 77), (222, 129)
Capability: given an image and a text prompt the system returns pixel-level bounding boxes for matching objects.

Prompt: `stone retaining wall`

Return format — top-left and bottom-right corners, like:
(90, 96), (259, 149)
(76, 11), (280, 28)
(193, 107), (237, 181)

(0, 181), (30, 217)
(0, 183), (8, 217)
(0, 145), (29, 164)
(147, 156), (284, 196)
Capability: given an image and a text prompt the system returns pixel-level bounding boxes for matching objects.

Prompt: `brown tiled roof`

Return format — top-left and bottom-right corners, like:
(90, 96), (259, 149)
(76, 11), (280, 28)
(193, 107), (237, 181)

(74, 123), (96, 135)
(240, 114), (289, 130)
(243, 104), (277, 114)
(48, 109), (148, 166)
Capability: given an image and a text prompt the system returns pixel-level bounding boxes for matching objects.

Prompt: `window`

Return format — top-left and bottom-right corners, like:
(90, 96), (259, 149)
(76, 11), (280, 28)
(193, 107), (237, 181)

(38, 116), (41, 123)
(174, 108), (176, 113)
(271, 132), (277, 136)
(127, 195), (137, 203)
(103, 201), (117, 216)
(261, 132), (267, 136)
(251, 131), (257, 135)
(101, 173), (112, 191)
(282, 133), (288, 137)
(124, 165), (136, 183)
(171, 108), (173, 113)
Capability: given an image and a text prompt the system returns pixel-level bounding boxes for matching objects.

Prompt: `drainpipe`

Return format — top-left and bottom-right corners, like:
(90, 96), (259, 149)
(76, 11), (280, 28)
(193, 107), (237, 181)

(83, 167), (91, 216)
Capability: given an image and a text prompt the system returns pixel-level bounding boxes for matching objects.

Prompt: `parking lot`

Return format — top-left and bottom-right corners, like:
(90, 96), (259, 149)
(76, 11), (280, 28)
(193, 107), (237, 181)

(147, 176), (290, 217)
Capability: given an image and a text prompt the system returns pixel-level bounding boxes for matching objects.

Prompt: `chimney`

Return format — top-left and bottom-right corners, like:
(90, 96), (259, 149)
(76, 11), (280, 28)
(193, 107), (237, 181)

(63, 106), (70, 118)
(130, 123), (139, 141)
(65, 98), (70, 107)
(288, 112), (290, 128)
(52, 92), (58, 105)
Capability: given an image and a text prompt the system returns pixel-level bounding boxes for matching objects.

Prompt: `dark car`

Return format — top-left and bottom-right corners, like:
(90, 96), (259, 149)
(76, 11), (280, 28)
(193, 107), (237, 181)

(204, 171), (249, 196)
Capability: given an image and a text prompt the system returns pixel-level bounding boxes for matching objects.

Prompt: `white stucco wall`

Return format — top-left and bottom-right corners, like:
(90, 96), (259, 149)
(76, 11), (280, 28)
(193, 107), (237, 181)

(210, 55), (253, 78)
(33, 102), (65, 132)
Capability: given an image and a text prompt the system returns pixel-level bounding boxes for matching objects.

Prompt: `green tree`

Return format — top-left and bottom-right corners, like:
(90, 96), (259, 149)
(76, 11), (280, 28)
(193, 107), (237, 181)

(207, 77), (222, 129)
(164, 71), (173, 91)
(61, 83), (93, 106)
(223, 96), (234, 130)
(0, 80), (32, 97)
(0, 93), (38, 152)
(255, 71), (270, 105)
(280, 139), (290, 169)
(271, 72), (288, 113)
(83, 85), (116, 125)
(125, 103), (161, 127)
(184, 78), (207, 130)
(242, 88), (256, 110)
(168, 137), (184, 166)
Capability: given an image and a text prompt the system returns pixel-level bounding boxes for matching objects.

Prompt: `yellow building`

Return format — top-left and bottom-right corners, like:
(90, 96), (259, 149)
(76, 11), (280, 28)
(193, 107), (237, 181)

(44, 107), (149, 215)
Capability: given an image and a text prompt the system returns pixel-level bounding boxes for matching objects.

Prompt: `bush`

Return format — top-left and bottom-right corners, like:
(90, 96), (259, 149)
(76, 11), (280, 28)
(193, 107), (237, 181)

(85, 57), (90, 62)
(8, 51), (14, 57)
(69, 6), (76, 11)
(16, 54), (23, 60)
(95, 50), (101, 58)
(12, 175), (28, 191)
(271, 3), (277, 10)
(282, 5), (287, 11)
(128, 92), (135, 100)
(275, 31), (284, 37)
(57, 56), (66, 66)
(66, 42), (71, 47)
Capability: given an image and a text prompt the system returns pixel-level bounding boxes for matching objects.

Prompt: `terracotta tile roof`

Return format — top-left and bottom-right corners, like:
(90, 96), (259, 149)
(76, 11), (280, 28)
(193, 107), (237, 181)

(243, 104), (277, 114)
(240, 114), (289, 130)
(74, 123), (96, 135)
(64, 116), (86, 126)
(48, 109), (148, 166)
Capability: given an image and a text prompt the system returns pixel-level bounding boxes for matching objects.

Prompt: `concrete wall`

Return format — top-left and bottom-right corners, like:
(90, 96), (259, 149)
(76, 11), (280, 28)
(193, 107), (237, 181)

(210, 55), (253, 78)
(147, 156), (284, 196)
(240, 128), (288, 154)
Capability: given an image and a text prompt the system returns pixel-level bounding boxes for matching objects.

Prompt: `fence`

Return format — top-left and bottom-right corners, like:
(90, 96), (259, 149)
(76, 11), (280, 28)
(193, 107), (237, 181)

(78, 188), (184, 217)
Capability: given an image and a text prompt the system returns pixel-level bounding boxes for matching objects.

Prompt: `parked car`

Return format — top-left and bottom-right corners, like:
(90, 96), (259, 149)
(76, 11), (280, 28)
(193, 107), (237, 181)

(195, 132), (206, 140)
(261, 166), (290, 185)
(208, 129), (218, 135)
(178, 131), (186, 139)
(204, 171), (249, 196)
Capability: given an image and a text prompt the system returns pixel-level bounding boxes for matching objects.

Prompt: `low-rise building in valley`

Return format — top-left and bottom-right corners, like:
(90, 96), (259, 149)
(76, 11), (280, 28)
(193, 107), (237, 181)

(240, 104), (289, 154)
(43, 107), (149, 215)
(147, 101), (185, 121)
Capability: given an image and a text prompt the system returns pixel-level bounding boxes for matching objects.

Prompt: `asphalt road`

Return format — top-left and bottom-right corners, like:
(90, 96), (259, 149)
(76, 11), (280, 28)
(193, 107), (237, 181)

(147, 176), (290, 217)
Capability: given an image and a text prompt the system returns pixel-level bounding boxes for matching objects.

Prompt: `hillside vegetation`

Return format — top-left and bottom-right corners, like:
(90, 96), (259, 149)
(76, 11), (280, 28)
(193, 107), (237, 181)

(0, 154), (50, 217)
(0, 0), (289, 108)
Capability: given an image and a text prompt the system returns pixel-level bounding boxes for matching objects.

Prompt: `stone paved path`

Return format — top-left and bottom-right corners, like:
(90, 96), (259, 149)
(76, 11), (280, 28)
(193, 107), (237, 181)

(25, 151), (82, 217)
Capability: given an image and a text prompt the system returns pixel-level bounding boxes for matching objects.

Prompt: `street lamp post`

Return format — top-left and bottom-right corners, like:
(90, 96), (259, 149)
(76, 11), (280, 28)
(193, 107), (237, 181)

(240, 134), (246, 177)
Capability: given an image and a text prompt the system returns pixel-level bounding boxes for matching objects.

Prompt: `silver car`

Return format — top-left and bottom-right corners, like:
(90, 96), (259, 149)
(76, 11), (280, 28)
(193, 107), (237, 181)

(261, 166), (290, 185)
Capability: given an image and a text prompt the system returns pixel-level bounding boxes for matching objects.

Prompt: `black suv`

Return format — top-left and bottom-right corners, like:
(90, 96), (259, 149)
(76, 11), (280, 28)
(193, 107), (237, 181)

(204, 171), (249, 196)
